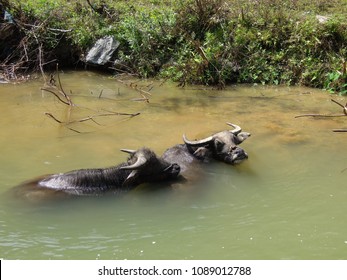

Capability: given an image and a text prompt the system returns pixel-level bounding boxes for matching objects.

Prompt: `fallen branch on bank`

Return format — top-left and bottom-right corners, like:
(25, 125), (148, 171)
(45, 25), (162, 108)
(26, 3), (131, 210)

(22, 23), (72, 33)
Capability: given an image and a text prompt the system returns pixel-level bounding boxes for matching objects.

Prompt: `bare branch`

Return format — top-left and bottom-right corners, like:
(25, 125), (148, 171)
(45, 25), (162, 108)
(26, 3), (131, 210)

(131, 98), (150, 102)
(43, 74), (141, 134)
(67, 127), (82, 134)
(45, 112), (63, 123)
(331, 99), (347, 115)
(295, 99), (347, 119)
(95, 111), (141, 117)
(56, 64), (73, 106)
(98, 89), (104, 99)
(41, 65), (75, 106)
(330, 99), (345, 108)
(116, 79), (152, 102)
(45, 111), (141, 126)
(295, 113), (346, 118)
(41, 88), (71, 105)
(296, 99), (347, 132)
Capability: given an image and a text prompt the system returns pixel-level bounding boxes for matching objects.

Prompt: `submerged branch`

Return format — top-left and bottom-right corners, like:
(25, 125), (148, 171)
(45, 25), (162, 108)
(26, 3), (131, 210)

(295, 99), (347, 132)
(295, 113), (346, 118)
(41, 87), (71, 105)
(56, 64), (73, 106)
(331, 99), (347, 115)
(45, 112), (97, 133)
(45, 112), (63, 123)
(41, 65), (74, 106)
(116, 79), (152, 103)
(42, 70), (141, 133)
(94, 111), (141, 118)
(45, 110), (140, 132)
(295, 99), (347, 118)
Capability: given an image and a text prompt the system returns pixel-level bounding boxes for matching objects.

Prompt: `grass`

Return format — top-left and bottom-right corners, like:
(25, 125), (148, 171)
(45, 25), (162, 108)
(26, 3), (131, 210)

(1, 0), (347, 93)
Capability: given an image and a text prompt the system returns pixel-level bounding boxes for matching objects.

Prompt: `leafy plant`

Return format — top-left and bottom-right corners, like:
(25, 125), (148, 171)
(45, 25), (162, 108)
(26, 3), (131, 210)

(2, 0), (347, 91)
(325, 63), (347, 95)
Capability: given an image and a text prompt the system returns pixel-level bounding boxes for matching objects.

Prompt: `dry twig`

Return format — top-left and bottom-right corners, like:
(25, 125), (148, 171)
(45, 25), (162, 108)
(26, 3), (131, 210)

(45, 111), (141, 133)
(41, 64), (74, 106)
(295, 99), (347, 119)
(331, 99), (347, 115)
(295, 98), (347, 132)
(42, 67), (142, 133)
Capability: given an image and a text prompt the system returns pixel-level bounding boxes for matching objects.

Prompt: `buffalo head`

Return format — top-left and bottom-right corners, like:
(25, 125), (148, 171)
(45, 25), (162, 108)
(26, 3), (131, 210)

(183, 123), (250, 164)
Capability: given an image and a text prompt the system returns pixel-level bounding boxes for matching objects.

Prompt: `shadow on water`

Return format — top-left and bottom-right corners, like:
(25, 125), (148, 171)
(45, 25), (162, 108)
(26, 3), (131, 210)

(1, 72), (347, 260)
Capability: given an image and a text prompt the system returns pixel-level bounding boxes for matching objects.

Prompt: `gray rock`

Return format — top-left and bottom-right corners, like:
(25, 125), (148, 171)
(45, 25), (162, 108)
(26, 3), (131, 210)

(85, 36), (120, 65)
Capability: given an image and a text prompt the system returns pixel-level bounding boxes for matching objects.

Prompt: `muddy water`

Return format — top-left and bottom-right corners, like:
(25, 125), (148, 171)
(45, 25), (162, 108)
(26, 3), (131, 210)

(1, 71), (347, 260)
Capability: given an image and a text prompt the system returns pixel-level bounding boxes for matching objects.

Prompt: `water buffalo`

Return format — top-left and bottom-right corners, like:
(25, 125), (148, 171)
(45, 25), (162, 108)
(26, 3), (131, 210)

(11, 147), (180, 201)
(162, 144), (247, 174)
(162, 123), (250, 184)
(181, 123), (250, 164)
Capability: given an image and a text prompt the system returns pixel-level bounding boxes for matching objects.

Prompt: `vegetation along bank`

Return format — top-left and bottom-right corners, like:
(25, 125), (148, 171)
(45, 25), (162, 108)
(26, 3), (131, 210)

(1, 0), (347, 93)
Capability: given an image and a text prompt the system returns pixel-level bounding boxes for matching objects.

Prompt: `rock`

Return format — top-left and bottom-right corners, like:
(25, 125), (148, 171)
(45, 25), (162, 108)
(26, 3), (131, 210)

(85, 36), (120, 65)
(4, 10), (14, 23)
(316, 15), (329, 24)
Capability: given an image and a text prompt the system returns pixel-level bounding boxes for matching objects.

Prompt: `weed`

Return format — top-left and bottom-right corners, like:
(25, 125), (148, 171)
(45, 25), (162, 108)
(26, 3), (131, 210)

(1, 0), (347, 93)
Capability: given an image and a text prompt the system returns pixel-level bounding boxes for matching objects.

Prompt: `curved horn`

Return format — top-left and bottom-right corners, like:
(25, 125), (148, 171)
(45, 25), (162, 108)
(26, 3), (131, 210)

(120, 153), (147, 170)
(183, 134), (214, 146)
(226, 122), (242, 135)
(120, 149), (136, 155)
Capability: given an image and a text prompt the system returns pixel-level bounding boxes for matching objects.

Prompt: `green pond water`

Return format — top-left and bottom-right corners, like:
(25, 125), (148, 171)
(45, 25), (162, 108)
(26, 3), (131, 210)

(1, 71), (347, 260)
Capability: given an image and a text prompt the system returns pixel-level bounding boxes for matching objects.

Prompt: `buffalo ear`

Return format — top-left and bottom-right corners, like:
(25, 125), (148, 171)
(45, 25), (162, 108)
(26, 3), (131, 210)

(193, 147), (209, 159)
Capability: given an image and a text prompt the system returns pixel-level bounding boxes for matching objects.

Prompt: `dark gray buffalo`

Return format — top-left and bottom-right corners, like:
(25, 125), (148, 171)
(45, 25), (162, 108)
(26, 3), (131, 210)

(11, 147), (180, 201)
(162, 123), (250, 183)
(182, 123), (250, 164)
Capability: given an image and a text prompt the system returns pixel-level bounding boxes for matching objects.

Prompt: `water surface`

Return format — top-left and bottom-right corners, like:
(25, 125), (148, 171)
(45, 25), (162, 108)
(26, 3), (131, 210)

(1, 72), (347, 259)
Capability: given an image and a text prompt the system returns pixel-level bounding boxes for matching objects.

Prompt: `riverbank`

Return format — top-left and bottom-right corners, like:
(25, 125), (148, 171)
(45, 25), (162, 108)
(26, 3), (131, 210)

(1, 0), (347, 93)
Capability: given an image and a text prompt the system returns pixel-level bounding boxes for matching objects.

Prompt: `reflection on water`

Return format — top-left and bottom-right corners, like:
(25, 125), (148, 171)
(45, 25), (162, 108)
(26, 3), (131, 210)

(1, 71), (347, 259)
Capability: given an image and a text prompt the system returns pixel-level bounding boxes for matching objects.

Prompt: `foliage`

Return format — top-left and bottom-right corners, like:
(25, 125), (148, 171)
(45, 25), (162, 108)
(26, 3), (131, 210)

(2, 0), (347, 93)
(324, 62), (347, 95)
(115, 9), (176, 78)
(169, 0), (347, 92)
